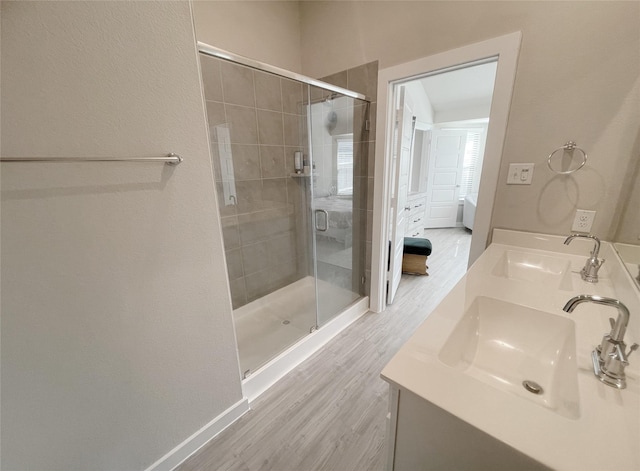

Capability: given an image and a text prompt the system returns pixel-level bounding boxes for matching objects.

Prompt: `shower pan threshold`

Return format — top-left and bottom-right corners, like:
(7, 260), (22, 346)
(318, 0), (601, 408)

(237, 277), (369, 402)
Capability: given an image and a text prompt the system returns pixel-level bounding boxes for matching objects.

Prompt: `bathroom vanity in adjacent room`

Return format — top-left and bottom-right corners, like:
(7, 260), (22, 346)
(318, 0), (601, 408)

(381, 230), (640, 471)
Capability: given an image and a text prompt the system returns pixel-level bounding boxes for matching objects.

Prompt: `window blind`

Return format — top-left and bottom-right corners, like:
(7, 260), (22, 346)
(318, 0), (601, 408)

(460, 131), (482, 198)
(336, 139), (353, 195)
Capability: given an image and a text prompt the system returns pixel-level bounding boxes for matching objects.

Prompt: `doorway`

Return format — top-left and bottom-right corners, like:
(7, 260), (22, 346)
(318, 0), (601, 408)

(398, 60), (495, 234)
(370, 32), (522, 312)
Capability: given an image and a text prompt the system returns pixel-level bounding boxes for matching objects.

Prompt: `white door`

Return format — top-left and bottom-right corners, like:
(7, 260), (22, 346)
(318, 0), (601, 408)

(387, 87), (415, 304)
(424, 129), (467, 228)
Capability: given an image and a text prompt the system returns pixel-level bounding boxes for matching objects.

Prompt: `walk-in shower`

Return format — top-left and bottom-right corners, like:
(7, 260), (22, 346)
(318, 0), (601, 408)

(198, 43), (371, 380)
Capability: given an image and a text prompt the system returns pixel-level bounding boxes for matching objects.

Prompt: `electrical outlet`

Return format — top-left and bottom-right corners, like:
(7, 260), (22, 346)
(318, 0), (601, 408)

(571, 209), (596, 233)
(506, 163), (534, 184)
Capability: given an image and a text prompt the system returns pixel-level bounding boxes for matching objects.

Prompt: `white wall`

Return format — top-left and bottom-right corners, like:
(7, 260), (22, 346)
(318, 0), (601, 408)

(403, 81), (435, 124)
(435, 103), (491, 124)
(1, 2), (243, 469)
(299, 1), (640, 241)
(192, 1), (302, 73)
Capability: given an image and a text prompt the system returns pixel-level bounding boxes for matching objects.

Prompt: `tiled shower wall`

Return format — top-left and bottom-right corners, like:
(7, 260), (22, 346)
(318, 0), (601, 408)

(321, 61), (378, 296)
(201, 55), (308, 308)
(202, 54), (378, 308)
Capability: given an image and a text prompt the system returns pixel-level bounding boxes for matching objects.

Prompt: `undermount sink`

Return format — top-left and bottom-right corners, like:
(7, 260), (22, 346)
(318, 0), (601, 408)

(439, 296), (580, 419)
(492, 250), (574, 290)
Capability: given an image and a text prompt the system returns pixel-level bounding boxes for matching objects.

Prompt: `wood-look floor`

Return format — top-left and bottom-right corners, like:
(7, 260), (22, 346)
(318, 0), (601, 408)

(179, 227), (472, 471)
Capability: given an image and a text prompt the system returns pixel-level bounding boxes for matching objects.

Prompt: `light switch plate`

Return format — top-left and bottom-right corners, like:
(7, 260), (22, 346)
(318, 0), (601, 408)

(507, 163), (534, 184)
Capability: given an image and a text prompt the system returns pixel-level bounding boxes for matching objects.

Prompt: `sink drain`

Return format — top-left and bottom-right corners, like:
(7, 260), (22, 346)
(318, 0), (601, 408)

(282, 320), (290, 325)
(522, 380), (544, 395)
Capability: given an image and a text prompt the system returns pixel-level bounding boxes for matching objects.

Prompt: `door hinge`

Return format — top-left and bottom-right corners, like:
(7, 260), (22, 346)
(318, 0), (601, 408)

(365, 120), (371, 131)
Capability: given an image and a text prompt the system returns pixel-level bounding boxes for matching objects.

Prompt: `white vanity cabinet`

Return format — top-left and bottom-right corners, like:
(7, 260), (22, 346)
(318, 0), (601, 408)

(385, 385), (548, 471)
(405, 193), (427, 238)
(381, 230), (640, 471)
(405, 122), (430, 239)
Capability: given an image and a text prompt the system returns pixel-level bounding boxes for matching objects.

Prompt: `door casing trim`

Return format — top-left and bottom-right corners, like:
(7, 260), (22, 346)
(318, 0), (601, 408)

(370, 32), (522, 312)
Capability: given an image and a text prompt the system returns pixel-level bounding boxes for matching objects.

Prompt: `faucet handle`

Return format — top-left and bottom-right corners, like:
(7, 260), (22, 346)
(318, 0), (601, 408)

(610, 344), (630, 366)
(610, 343), (639, 366)
(609, 317), (615, 329)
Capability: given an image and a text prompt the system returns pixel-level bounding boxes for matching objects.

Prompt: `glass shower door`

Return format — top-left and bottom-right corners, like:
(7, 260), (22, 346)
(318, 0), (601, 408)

(308, 86), (368, 326)
(200, 47), (370, 377)
(201, 51), (318, 377)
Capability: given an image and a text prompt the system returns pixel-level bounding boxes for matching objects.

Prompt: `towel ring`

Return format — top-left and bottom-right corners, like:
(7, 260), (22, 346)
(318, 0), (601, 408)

(547, 141), (587, 174)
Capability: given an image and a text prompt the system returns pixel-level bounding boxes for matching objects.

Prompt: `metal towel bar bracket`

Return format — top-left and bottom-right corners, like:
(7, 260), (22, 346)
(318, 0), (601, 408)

(0, 153), (183, 165)
(547, 141), (587, 174)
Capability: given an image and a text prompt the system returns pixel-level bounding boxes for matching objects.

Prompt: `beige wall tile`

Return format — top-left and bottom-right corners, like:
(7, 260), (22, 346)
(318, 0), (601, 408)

(226, 104), (258, 144)
(209, 141), (222, 182)
(352, 102), (370, 143)
(245, 261), (297, 302)
(281, 78), (304, 114)
(205, 101), (227, 141)
(286, 173), (308, 208)
(268, 233), (295, 266)
(310, 84), (333, 102)
(367, 142), (376, 178)
(283, 113), (302, 146)
(352, 176), (368, 211)
(347, 61), (378, 99)
(228, 277), (247, 309)
(363, 268), (371, 296)
(237, 211), (266, 245)
(366, 209), (373, 242)
(220, 215), (241, 249)
(257, 109), (284, 145)
(368, 102), (377, 141)
(215, 184), (237, 218)
(261, 178), (288, 208)
(321, 70), (348, 89)
(367, 176), (374, 210)
(234, 180), (263, 213)
(238, 207), (293, 245)
(225, 247), (244, 280)
(254, 70), (283, 112)
(231, 144), (261, 181)
(353, 140), (368, 177)
(241, 240), (269, 275)
(221, 61), (256, 108)
(260, 145), (286, 178)
(271, 253), (298, 283)
(200, 55), (224, 102)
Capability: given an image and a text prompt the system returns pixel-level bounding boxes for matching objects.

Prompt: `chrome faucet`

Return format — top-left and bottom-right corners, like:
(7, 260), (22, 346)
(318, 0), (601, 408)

(564, 234), (605, 282)
(563, 294), (638, 389)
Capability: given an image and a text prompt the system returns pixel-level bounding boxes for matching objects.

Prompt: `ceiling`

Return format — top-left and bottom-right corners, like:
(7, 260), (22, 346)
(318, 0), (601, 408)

(419, 61), (498, 112)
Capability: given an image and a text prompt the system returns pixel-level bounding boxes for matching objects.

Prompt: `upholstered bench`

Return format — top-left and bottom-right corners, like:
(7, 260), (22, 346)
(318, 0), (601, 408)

(402, 237), (432, 275)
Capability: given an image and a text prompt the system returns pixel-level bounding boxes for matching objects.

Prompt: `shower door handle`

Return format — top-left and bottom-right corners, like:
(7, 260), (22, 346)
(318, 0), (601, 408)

(315, 209), (329, 232)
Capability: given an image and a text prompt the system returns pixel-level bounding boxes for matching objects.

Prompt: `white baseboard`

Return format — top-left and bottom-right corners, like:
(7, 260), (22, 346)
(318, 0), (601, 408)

(242, 297), (369, 402)
(145, 397), (250, 471)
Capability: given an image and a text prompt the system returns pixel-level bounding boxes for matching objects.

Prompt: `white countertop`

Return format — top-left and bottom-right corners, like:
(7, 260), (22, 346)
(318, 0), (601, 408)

(381, 230), (640, 471)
